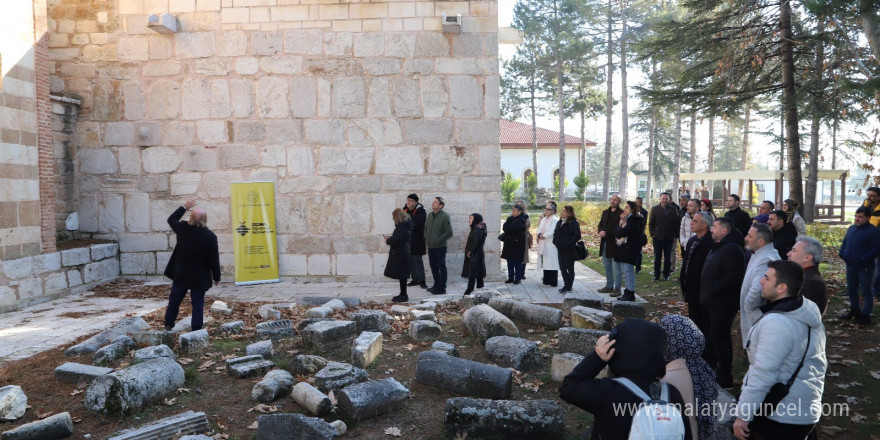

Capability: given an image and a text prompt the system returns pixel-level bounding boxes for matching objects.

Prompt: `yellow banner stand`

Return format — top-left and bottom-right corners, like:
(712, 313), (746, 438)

(230, 182), (280, 286)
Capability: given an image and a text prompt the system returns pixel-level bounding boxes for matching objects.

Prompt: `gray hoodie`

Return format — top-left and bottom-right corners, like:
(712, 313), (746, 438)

(738, 296), (826, 425)
(739, 244), (781, 348)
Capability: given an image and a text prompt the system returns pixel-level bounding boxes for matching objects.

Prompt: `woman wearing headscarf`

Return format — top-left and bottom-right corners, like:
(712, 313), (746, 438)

(462, 213), (487, 295)
(536, 201), (560, 287)
(560, 318), (692, 439)
(501, 204), (528, 284)
(660, 314), (719, 440)
(783, 198), (806, 236)
(384, 208), (413, 303)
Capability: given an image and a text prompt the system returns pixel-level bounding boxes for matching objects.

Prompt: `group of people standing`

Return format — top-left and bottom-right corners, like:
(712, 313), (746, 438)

(505, 201), (583, 292)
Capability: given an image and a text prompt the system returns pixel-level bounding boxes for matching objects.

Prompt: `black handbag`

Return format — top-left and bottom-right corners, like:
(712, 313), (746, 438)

(755, 325), (811, 418)
(574, 240), (588, 260)
(498, 233), (506, 242)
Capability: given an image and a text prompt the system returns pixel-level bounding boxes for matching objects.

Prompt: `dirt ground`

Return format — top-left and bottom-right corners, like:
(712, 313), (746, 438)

(0, 283), (590, 440)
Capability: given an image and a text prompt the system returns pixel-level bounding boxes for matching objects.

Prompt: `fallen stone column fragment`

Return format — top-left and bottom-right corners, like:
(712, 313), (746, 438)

(0, 412), (74, 440)
(85, 357), (184, 415)
(336, 378), (409, 421)
(444, 398), (564, 439)
(106, 411), (208, 440)
(414, 350), (512, 399)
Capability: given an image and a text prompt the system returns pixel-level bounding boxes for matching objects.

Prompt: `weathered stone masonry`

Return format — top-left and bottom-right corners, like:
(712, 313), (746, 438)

(43, 0), (501, 282)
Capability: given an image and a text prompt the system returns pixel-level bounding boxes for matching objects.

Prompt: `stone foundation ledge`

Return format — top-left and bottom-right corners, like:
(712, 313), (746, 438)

(0, 243), (120, 314)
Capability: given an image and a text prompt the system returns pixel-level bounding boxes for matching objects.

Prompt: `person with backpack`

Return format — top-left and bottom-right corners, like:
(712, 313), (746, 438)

(560, 318), (692, 440)
(614, 201), (646, 302)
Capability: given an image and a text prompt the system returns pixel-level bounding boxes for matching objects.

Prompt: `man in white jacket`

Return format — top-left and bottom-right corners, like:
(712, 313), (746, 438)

(733, 260), (826, 440)
(739, 223), (781, 348)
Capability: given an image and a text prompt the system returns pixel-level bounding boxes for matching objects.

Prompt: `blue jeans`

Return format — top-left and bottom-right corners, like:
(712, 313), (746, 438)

(164, 284), (206, 330)
(847, 264), (875, 316)
(621, 262), (636, 291)
(507, 260), (524, 282)
(427, 247), (447, 289)
(409, 254), (425, 282)
(602, 246), (622, 289)
(653, 238), (674, 280)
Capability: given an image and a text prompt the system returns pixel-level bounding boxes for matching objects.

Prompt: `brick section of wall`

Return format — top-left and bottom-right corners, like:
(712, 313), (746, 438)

(35, 0), (57, 254)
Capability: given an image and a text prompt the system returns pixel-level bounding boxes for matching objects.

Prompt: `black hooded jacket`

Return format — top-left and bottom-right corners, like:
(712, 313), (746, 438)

(560, 319), (692, 440)
(699, 231), (746, 309)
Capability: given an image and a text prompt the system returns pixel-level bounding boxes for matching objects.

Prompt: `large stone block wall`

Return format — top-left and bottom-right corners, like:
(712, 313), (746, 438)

(0, 1), (44, 260)
(47, 0), (501, 280)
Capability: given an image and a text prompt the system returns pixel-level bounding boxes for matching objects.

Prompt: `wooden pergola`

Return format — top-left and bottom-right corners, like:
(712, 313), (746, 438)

(678, 169), (850, 221)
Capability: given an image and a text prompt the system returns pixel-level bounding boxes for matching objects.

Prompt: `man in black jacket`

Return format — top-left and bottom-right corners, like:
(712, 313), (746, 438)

(597, 194), (623, 295)
(164, 199), (221, 331)
(403, 194), (427, 289)
(724, 194), (752, 238)
(680, 212), (714, 354)
(648, 192), (679, 281)
(699, 217), (745, 388)
(635, 197), (649, 273)
(769, 209), (798, 259)
(560, 319), (691, 439)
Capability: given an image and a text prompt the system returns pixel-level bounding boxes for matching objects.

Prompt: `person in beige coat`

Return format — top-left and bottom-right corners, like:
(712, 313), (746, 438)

(536, 201), (560, 286)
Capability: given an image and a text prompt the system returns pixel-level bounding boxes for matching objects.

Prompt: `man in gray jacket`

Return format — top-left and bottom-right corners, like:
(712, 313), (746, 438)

(425, 197), (453, 294)
(739, 223), (780, 348)
(733, 260), (826, 440)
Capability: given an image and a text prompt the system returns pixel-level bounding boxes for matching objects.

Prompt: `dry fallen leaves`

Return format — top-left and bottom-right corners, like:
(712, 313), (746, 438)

(870, 370), (880, 380)
(328, 391), (338, 406)
(36, 411), (52, 420)
(453, 431), (468, 440)
(178, 358), (194, 365)
(162, 397), (178, 406)
(247, 421), (259, 430)
(69, 389), (83, 396)
(248, 404), (278, 413)
(384, 426), (402, 437)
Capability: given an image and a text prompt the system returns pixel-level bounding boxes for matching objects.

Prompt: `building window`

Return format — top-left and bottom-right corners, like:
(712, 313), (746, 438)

(523, 169), (533, 187)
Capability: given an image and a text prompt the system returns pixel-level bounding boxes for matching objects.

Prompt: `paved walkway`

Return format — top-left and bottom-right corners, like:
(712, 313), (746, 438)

(0, 257), (607, 365)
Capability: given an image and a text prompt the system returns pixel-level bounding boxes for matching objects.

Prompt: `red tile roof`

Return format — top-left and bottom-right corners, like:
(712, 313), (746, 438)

(500, 119), (596, 147)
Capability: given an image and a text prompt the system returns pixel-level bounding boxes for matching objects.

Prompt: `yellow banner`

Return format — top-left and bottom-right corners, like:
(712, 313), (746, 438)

(230, 182), (280, 286)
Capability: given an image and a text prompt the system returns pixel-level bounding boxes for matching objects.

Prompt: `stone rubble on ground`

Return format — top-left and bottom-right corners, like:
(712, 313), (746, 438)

(305, 306), (333, 319)
(430, 341), (459, 357)
(246, 340), (274, 359)
(258, 304), (282, 320)
(556, 327), (609, 357)
(170, 316), (213, 334)
(313, 362), (369, 394)
(178, 436), (214, 440)
(256, 319), (293, 339)
(415, 351), (512, 399)
(291, 382), (332, 416)
(178, 329), (210, 353)
(252, 370), (294, 403)
(106, 411), (209, 440)
(413, 301), (437, 311)
(322, 299), (347, 311)
(350, 331), (383, 369)
(54, 362), (114, 385)
(349, 309), (392, 335)
(131, 330), (174, 347)
(64, 317), (150, 356)
(409, 320), (442, 341)
(0, 386), (27, 421)
(219, 321), (244, 335)
(209, 300), (233, 315)
(409, 309), (436, 321)
(330, 420), (347, 436)
(0, 412), (74, 440)
(296, 318), (333, 331)
(289, 354), (328, 375)
(336, 378), (410, 421)
(610, 300), (646, 319)
(487, 298), (563, 330)
(302, 320), (357, 350)
(256, 413), (337, 440)
(563, 292), (604, 313)
(550, 353), (586, 383)
(84, 357), (184, 415)
(131, 345), (177, 364)
(462, 304), (519, 343)
(92, 341), (128, 365)
(484, 336), (543, 370)
(389, 305), (411, 317)
(225, 355), (275, 379)
(570, 306), (613, 330)
(444, 398), (565, 439)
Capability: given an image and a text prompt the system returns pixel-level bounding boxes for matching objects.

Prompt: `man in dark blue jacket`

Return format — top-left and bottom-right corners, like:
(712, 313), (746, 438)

(839, 206), (880, 325)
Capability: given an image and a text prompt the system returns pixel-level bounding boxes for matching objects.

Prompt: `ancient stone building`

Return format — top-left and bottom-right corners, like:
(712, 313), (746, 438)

(0, 0), (501, 311)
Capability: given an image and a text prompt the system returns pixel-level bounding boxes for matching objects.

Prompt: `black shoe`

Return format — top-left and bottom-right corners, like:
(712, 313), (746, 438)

(392, 294), (409, 303)
(420, 281), (428, 289)
(597, 286), (615, 293)
(559, 287), (572, 293)
(840, 310), (858, 320)
(431, 289), (446, 295)
(618, 289), (636, 301)
(716, 378), (734, 390)
(164, 325), (174, 331)
(505, 279), (514, 284)
(407, 280), (419, 287)
(522, 275), (527, 279)
(426, 287), (436, 294)
(476, 281), (484, 288)
(463, 289), (473, 296)
(513, 280), (521, 285)
(856, 314), (872, 325)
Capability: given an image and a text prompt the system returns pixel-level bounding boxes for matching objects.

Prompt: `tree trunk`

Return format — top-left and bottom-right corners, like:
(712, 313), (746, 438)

(557, 56), (566, 201)
(646, 59), (656, 204)
(580, 109), (586, 175)
(690, 112), (696, 192)
(530, 87), (538, 184)
(603, 0), (614, 198)
(707, 116), (715, 199)
(805, 19), (824, 222)
(779, 109), (785, 172)
(781, 0), (804, 209)
(739, 102), (751, 198)
(860, 1), (880, 64)
(673, 105), (682, 199)
(830, 87), (838, 204)
(617, 10), (629, 199)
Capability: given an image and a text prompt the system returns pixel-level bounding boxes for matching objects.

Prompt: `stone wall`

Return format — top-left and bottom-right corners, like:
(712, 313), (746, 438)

(51, 95), (81, 241)
(0, 242), (119, 313)
(46, 0), (502, 281)
(0, 1), (43, 260)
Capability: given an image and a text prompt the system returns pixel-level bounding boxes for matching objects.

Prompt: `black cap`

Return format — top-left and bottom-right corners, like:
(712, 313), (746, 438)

(407, 193), (419, 202)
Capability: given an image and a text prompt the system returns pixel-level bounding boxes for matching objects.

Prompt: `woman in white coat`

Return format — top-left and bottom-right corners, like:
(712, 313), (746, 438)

(537, 201), (560, 287)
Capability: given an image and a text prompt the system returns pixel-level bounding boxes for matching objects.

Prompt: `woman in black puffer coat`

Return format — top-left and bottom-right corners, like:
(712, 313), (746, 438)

(462, 213), (487, 295)
(553, 205), (582, 293)
(615, 201), (645, 301)
(384, 208), (413, 303)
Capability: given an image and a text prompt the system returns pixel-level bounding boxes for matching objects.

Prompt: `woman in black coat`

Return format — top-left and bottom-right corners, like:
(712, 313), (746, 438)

(462, 213), (487, 295)
(614, 201), (644, 302)
(501, 205), (528, 284)
(553, 205), (582, 293)
(384, 208), (413, 303)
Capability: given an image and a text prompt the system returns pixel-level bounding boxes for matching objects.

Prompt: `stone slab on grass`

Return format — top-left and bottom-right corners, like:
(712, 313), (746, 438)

(247, 340), (274, 359)
(302, 320), (357, 350)
(85, 357), (184, 415)
(256, 320), (294, 339)
(289, 355), (328, 375)
(64, 317), (150, 356)
(256, 413), (337, 440)
(409, 309), (436, 321)
(409, 320), (441, 342)
(610, 301), (646, 320)
(550, 353), (585, 383)
(210, 301), (233, 315)
(179, 329), (209, 352)
(487, 298), (563, 330)
(252, 370), (294, 403)
(563, 292), (604, 313)
(291, 382), (332, 416)
(444, 398), (564, 439)
(54, 362), (114, 385)
(131, 330), (174, 347)
(1, 412), (73, 440)
(484, 336), (542, 370)
(226, 355), (275, 379)
(556, 327), (609, 357)
(351, 332), (383, 369)
(219, 321), (244, 335)
(349, 310), (392, 335)
(430, 341), (459, 357)
(570, 306), (613, 330)
(258, 304), (282, 320)
(462, 304), (518, 343)
(337, 378), (409, 421)
(414, 351), (512, 399)
(106, 411), (208, 440)
(0, 386), (27, 421)
(131, 345), (177, 364)
(313, 362), (368, 394)
(389, 305), (410, 317)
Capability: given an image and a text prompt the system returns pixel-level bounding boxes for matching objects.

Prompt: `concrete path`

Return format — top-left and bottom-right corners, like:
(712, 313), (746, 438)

(0, 257), (607, 365)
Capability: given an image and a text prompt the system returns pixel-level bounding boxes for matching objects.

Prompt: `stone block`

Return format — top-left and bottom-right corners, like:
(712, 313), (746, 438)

(256, 414), (336, 440)
(349, 310), (392, 335)
(410, 309), (436, 322)
(83, 258), (120, 283)
(132, 345), (177, 364)
(197, 120), (228, 143)
(79, 149), (118, 174)
(260, 56), (303, 75)
(291, 382), (332, 416)
(106, 411), (208, 440)
(170, 316), (213, 334)
(415, 351), (512, 399)
(384, 33), (415, 58)
(64, 317), (150, 356)
(323, 32), (353, 56)
(256, 77), (289, 119)
(302, 320), (357, 350)
(367, 77), (391, 117)
(147, 80), (181, 120)
(563, 292), (604, 313)
(175, 31), (215, 58)
(305, 120), (346, 146)
(210, 301), (233, 315)
(230, 78), (254, 117)
(462, 304), (519, 343)
(402, 119), (452, 144)
(416, 33), (449, 57)
(404, 59), (434, 74)
(135, 122), (162, 147)
(361, 58), (400, 76)
(179, 329), (209, 352)
(345, 119), (383, 147)
(218, 145), (258, 168)
(220, 321), (244, 334)
(211, 79), (231, 118)
(551, 353), (592, 383)
(571, 306), (613, 330)
(313, 362), (368, 394)
(247, 340), (274, 359)
(251, 32), (283, 55)
(392, 77), (421, 117)
(142, 147), (181, 173)
(91, 243), (119, 261)
(2, 258), (32, 280)
(93, 341), (128, 365)
(217, 30), (247, 56)
(556, 327), (609, 357)
(85, 357), (185, 415)
(284, 30), (323, 55)
(44, 273), (68, 292)
(305, 306), (332, 319)
(32, 253), (61, 274)
(337, 378), (409, 421)
(252, 370), (293, 402)
(450, 76), (483, 118)
(0, 412), (73, 440)
(131, 331), (174, 347)
(351, 331), (383, 368)
(353, 32), (383, 57)
(316, 147), (372, 175)
(226, 355), (275, 379)
(456, 120), (498, 146)
(487, 299), (563, 330)
(258, 304), (282, 320)
(374, 146), (422, 175)
(121, 252), (156, 275)
(105, 122), (133, 146)
(0, 385), (27, 421)
(611, 301), (646, 320)
(444, 398), (564, 439)
(54, 362), (115, 385)
(485, 336), (543, 370)
(256, 320), (294, 339)
(389, 305), (410, 318)
(289, 355), (329, 376)
(430, 341), (458, 357)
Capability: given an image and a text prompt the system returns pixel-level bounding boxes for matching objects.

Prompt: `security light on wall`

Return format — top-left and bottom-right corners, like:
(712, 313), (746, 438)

(147, 13), (178, 34)
(442, 13), (462, 33)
